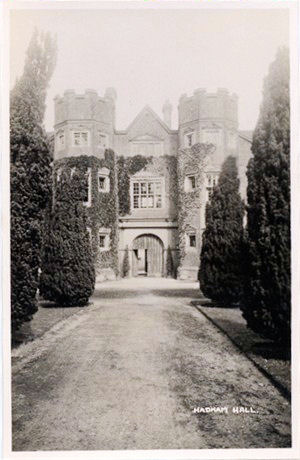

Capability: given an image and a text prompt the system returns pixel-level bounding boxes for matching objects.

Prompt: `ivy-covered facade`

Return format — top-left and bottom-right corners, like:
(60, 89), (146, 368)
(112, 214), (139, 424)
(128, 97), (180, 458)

(52, 88), (252, 280)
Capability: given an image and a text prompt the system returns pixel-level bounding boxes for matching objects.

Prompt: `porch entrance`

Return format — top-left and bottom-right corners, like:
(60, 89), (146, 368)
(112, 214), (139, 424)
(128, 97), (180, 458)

(132, 234), (164, 277)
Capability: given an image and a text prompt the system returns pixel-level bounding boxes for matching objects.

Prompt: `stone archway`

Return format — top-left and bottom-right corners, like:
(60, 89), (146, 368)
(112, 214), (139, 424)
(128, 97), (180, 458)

(132, 234), (164, 277)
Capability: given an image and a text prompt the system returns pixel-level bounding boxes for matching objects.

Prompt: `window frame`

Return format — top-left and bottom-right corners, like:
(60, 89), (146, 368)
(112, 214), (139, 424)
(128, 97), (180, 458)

(130, 178), (164, 210)
(206, 172), (219, 202)
(184, 131), (195, 148)
(71, 130), (90, 147)
(56, 130), (65, 151)
(184, 174), (196, 192)
(189, 234), (196, 248)
(98, 132), (108, 149)
(98, 228), (110, 252)
(98, 167), (110, 193)
(186, 232), (197, 249)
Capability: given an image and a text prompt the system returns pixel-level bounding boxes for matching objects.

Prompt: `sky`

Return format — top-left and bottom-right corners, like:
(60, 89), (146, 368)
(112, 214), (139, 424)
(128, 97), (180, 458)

(10, 6), (289, 131)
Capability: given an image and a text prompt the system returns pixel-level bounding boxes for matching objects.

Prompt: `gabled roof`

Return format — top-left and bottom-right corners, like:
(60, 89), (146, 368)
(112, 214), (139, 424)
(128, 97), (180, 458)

(126, 105), (175, 134)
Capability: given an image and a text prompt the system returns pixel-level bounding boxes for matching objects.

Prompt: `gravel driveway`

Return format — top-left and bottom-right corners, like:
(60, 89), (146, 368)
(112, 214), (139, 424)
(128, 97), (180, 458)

(12, 278), (291, 451)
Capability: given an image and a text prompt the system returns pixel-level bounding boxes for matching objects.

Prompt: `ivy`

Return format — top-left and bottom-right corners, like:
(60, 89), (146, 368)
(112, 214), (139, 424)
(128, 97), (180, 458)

(177, 143), (214, 270)
(117, 155), (151, 216)
(54, 150), (119, 276)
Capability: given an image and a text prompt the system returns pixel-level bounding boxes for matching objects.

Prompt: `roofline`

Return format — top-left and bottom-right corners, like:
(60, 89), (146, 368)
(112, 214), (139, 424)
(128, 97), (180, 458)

(238, 133), (252, 143)
(125, 105), (174, 134)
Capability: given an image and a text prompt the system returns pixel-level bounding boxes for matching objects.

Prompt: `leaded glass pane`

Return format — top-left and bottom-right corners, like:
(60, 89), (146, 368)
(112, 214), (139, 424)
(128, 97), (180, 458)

(141, 196), (148, 208)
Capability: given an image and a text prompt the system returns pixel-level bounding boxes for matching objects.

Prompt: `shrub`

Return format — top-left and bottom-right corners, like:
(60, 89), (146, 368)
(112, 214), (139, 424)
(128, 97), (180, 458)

(166, 246), (174, 278)
(10, 30), (57, 330)
(122, 246), (130, 277)
(199, 156), (244, 306)
(39, 173), (95, 306)
(241, 47), (290, 343)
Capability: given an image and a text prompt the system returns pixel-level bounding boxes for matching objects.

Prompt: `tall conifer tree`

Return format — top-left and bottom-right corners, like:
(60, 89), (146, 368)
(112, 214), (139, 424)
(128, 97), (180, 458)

(241, 47), (290, 343)
(10, 30), (57, 330)
(199, 156), (244, 305)
(39, 172), (95, 306)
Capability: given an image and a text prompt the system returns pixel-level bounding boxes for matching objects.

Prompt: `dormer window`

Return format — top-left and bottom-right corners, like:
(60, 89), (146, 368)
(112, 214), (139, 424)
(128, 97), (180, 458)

(185, 132), (195, 148)
(72, 131), (89, 147)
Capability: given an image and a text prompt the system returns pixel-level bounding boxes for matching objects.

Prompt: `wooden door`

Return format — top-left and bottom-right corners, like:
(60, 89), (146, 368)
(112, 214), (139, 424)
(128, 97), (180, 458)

(132, 234), (163, 277)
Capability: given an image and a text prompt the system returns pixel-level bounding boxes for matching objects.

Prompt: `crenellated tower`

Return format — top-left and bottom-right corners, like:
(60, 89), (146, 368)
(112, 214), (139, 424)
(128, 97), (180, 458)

(178, 87), (238, 165)
(176, 88), (240, 280)
(54, 88), (116, 161)
(53, 89), (119, 282)
(51, 85), (252, 282)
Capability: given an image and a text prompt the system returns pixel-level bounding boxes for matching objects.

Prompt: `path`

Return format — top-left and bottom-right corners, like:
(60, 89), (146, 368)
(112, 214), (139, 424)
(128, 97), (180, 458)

(12, 278), (291, 451)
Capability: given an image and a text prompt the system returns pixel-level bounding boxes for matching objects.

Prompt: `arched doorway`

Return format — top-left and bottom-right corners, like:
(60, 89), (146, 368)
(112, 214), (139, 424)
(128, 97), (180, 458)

(132, 234), (164, 277)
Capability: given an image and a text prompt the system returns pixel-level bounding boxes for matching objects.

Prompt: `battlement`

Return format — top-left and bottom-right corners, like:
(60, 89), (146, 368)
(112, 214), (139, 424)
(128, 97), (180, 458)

(54, 88), (116, 127)
(178, 88), (238, 127)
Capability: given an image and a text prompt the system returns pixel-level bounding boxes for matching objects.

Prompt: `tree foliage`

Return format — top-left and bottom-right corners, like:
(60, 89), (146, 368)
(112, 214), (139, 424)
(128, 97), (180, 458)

(10, 30), (57, 330)
(122, 246), (130, 277)
(166, 246), (174, 278)
(199, 156), (244, 305)
(241, 47), (290, 343)
(39, 172), (95, 306)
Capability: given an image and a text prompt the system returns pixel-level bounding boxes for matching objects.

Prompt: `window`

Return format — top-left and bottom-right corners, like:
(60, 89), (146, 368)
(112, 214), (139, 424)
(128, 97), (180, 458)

(185, 132), (194, 148)
(87, 227), (92, 245)
(83, 168), (91, 206)
(72, 131), (89, 147)
(98, 168), (110, 193)
(189, 234), (196, 247)
(99, 234), (106, 248)
(132, 180), (163, 209)
(99, 229), (110, 251)
(56, 130), (65, 151)
(56, 168), (62, 182)
(206, 173), (218, 200)
(98, 132), (108, 148)
(99, 177), (105, 190)
(202, 128), (222, 146)
(185, 175), (196, 192)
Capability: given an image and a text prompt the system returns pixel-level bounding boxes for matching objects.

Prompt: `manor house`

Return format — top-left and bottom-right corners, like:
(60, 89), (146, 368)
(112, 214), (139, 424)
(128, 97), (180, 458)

(53, 88), (252, 281)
